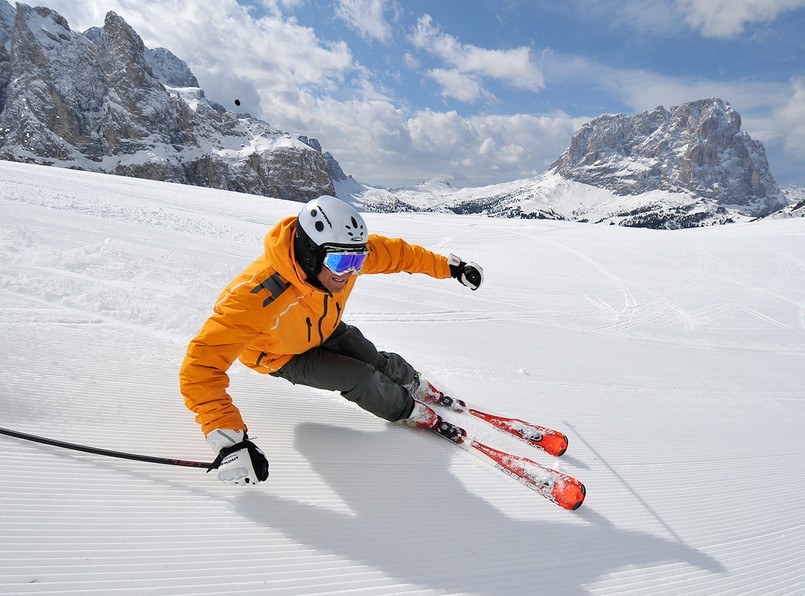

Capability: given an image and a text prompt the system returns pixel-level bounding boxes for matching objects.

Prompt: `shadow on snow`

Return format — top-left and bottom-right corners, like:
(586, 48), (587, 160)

(235, 422), (726, 593)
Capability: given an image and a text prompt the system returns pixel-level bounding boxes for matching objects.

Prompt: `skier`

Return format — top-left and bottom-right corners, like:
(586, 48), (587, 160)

(179, 195), (483, 485)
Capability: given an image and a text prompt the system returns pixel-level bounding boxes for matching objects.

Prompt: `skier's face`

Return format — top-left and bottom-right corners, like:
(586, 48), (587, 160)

(316, 267), (353, 293)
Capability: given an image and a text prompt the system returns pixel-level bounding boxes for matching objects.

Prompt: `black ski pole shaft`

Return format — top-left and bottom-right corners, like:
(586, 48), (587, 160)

(0, 426), (214, 469)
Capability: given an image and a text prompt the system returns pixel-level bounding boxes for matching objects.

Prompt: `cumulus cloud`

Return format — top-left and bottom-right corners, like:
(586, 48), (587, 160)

(334, 0), (397, 44)
(738, 77), (805, 184)
(426, 68), (494, 103)
(403, 110), (579, 182)
(410, 14), (544, 100)
(770, 78), (805, 157)
(676, 0), (805, 37)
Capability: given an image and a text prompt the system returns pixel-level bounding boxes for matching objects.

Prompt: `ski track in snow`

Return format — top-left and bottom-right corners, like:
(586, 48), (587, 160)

(2, 161), (805, 594)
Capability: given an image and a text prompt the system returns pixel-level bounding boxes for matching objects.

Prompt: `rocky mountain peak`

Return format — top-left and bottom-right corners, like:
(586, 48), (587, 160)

(144, 47), (199, 88)
(0, 1), (338, 202)
(353, 98), (795, 228)
(551, 98), (786, 216)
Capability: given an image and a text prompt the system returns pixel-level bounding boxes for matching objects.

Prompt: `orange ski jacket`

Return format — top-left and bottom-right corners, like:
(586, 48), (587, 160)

(179, 216), (452, 436)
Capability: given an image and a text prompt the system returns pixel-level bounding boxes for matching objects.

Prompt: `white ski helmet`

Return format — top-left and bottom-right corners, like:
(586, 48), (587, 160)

(297, 195), (367, 248)
(294, 195), (367, 283)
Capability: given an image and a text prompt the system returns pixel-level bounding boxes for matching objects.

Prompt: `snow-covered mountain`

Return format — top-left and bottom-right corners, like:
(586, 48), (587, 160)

(2, 160), (805, 593)
(0, 2), (342, 202)
(552, 99), (785, 212)
(346, 99), (795, 228)
(353, 171), (737, 227)
(774, 186), (805, 219)
(0, 2), (799, 228)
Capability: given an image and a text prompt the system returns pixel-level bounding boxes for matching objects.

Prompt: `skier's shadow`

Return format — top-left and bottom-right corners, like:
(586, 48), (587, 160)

(235, 423), (725, 593)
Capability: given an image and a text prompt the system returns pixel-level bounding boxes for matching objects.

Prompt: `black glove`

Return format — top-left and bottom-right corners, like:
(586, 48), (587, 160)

(207, 429), (269, 485)
(448, 254), (484, 291)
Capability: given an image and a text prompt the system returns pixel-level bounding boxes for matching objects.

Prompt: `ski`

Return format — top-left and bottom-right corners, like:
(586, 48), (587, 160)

(468, 408), (569, 457)
(425, 417), (586, 511)
(417, 380), (570, 457)
(468, 439), (585, 511)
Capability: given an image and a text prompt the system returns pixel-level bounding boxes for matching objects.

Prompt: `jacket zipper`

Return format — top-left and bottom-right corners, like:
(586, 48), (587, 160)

(317, 294), (329, 344)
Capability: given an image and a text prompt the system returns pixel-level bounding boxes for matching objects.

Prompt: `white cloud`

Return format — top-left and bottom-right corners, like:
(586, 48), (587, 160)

(767, 78), (805, 157)
(403, 110), (579, 182)
(268, 95), (580, 186)
(676, 0), (805, 37)
(402, 52), (419, 70)
(736, 77), (805, 184)
(426, 69), (493, 103)
(334, 0), (396, 44)
(411, 14), (544, 100)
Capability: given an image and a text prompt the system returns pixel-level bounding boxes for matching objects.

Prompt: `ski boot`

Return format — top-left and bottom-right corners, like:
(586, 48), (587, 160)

(400, 400), (466, 444)
(406, 374), (466, 412)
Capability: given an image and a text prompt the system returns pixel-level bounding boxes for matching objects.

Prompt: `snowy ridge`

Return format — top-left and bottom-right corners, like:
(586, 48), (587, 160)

(351, 171), (749, 227)
(2, 161), (805, 593)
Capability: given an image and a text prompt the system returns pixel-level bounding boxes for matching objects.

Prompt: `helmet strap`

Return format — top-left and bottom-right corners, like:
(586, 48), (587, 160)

(293, 224), (326, 289)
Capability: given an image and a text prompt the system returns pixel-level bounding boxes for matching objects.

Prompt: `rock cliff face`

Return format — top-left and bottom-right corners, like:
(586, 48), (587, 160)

(0, 2), (336, 202)
(550, 98), (786, 216)
(353, 99), (793, 228)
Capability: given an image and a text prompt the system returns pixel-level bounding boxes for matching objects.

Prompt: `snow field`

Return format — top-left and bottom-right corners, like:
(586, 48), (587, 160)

(1, 160), (805, 594)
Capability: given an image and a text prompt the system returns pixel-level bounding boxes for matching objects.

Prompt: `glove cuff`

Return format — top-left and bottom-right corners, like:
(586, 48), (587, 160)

(206, 428), (246, 454)
(448, 254), (464, 278)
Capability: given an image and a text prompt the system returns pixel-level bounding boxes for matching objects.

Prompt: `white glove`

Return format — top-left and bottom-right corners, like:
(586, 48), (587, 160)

(207, 429), (269, 485)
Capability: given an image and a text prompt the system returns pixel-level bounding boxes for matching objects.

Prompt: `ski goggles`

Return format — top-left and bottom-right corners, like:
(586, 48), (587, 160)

(322, 250), (368, 275)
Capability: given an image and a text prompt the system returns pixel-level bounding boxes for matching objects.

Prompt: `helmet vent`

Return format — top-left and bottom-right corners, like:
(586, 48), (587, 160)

(345, 217), (364, 240)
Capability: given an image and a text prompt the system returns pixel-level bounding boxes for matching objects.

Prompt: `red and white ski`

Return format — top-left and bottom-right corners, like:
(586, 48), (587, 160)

(417, 380), (570, 457)
(466, 439), (585, 510)
(423, 415), (586, 511)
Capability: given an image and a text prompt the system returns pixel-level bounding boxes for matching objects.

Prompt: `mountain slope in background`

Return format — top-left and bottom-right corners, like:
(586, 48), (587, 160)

(349, 99), (795, 228)
(776, 186), (805, 218)
(0, 2), (339, 201)
(2, 160), (805, 592)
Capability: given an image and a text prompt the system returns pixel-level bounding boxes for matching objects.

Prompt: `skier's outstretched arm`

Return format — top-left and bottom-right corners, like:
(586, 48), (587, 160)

(363, 235), (483, 290)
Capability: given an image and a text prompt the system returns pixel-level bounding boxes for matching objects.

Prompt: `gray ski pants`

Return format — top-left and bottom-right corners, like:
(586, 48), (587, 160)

(272, 322), (417, 422)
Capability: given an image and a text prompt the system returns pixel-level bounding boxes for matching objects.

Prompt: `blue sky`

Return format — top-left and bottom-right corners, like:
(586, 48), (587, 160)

(39, 1), (805, 188)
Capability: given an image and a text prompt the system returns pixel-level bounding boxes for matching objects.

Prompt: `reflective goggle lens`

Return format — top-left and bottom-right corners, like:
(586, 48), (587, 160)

(323, 251), (367, 274)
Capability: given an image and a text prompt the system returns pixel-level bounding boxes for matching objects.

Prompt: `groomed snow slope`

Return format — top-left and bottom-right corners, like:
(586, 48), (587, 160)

(1, 160), (804, 594)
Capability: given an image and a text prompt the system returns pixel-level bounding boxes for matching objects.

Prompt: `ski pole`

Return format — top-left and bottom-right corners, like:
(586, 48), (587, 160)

(0, 426), (214, 469)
